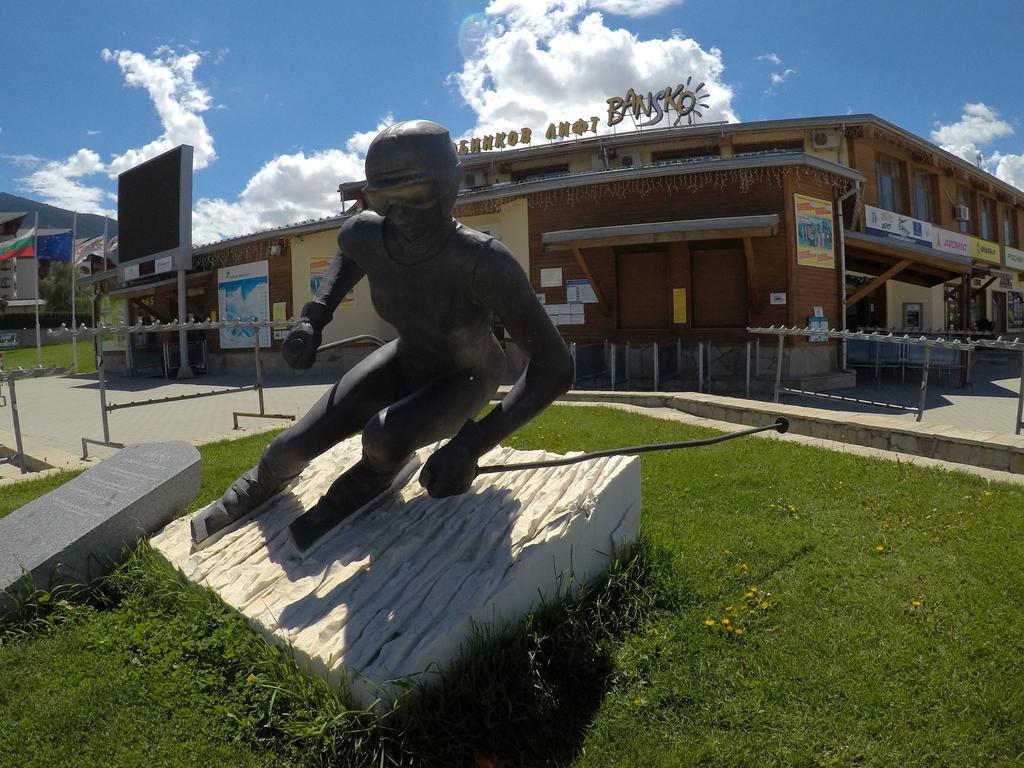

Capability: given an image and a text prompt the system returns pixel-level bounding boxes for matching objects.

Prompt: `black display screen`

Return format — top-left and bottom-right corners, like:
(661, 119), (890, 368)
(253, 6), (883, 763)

(117, 146), (184, 265)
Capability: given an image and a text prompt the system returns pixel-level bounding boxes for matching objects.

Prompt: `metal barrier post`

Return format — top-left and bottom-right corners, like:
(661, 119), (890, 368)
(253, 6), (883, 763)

(773, 334), (785, 403)
(745, 341), (751, 399)
(570, 342), (577, 388)
(232, 339), (296, 429)
(98, 340), (112, 445)
(7, 376), (27, 473)
(610, 342), (617, 390)
(653, 342), (660, 391)
(916, 345), (932, 422)
(697, 341), (703, 393)
(1016, 349), (1024, 436)
(755, 338), (760, 380)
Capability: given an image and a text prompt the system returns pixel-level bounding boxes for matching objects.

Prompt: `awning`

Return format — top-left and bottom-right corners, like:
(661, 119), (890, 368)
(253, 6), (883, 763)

(844, 230), (970, 288)
(542, 214), (780, 251)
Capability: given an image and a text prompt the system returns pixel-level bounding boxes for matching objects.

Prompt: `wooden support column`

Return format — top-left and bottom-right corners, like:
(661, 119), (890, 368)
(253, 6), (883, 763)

(844, 258), (912, 308)
(572, 248), (611, 317)
(743, 237), (758, 324)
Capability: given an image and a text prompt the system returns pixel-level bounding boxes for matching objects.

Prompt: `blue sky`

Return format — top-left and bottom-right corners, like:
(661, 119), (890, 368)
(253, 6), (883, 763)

(2, 0), (1022, 244)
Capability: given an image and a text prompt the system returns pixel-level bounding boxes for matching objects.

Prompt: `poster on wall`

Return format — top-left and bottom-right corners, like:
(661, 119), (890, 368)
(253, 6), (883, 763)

(218, 260), (270, 349)
(98, 295), (126, 352)
(310, 256), (354, 306)
(794, 194), (835, 269)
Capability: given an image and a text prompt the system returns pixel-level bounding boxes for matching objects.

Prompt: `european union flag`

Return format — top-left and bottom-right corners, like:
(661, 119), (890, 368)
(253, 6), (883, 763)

(36, 231), (73, 261)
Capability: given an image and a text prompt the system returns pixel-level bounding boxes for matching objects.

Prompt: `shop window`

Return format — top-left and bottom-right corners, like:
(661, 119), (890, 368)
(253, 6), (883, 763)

(510, 164), (569, 183)
(875, 154), (907, 214)
(1002, 206), (1018, 248)
(1008, 291), (1024, 329)
(651, 145), (720, 165)
(979, 197), (996, 241)
(912, 171), (936, 222)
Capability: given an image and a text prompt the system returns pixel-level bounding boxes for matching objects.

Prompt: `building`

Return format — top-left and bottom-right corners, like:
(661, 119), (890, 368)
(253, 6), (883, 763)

(93, 102), (1024, 385)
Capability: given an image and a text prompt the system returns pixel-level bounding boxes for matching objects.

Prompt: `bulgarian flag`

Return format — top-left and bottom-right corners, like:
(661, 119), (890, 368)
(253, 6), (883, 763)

(0, 228), (36, 261)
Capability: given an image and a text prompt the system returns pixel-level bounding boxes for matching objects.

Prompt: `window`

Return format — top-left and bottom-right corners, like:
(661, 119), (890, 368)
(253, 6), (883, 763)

(510, 164), (569, 183)
(1009, 291), (1024, 329)
(875, 154), (907, 214)
(1003, 206), (1018, 248)
(912, 171), (936, 222)
(979, 197), (995, 241)
(732, 140), (804, 157)
(651, 145), (720, 165)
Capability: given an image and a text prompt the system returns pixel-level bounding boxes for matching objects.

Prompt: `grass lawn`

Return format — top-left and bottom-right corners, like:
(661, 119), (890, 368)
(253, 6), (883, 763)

(1, 341), (97, 374)
(2, 406), (1023, 767)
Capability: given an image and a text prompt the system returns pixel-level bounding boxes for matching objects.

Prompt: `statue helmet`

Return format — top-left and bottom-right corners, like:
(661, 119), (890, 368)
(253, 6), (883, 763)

(363, 120), (461, 214)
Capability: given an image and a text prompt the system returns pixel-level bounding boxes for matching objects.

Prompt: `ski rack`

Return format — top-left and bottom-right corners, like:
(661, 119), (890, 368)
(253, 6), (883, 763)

(747, 327), (987, 425)
(49, 319), (300, 458)
(0, 365), (63, 474)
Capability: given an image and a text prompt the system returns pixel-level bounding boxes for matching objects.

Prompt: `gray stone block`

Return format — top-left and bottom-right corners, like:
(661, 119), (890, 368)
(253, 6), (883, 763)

(1, 442), (200, 613)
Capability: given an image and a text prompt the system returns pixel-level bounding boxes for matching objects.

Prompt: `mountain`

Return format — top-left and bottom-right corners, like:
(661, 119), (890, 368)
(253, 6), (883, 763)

(0, 193), (117, 239)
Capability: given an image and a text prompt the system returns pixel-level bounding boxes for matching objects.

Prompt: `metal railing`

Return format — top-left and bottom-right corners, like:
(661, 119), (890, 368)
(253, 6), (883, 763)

(745, 325), (991, 428)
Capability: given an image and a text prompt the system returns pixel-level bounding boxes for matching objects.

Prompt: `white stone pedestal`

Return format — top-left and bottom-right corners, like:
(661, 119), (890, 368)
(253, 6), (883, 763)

(151, 438), (641, 707)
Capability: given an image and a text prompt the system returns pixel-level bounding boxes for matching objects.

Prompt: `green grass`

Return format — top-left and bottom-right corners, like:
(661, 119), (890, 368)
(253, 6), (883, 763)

(2, 406), (1023, 767)
(1, 341), (97, 374)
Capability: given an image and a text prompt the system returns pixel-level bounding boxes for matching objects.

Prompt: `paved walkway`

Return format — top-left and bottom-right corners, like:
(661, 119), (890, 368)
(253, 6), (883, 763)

(1, 355), (1021, 484)
(772, 350), (1023, 435)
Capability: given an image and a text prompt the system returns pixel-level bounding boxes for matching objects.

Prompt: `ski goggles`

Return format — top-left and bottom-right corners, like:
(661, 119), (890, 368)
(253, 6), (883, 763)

(362, 178), (438, 214)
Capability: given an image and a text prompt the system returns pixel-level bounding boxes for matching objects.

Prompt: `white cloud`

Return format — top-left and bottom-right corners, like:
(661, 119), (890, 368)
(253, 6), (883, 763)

(14, 46), (216, 216)
(591, 0), (684, 17)
(455, 1), (737, 139)
(931, 103), (1014, 163)
(101, 46), (216, 176)
(770, 68), (795, 85)
(758, 52), (782, 66)
(931, 102), (1024, 193)
(191, 116), (395, 244)
(18, 149), (113, 215)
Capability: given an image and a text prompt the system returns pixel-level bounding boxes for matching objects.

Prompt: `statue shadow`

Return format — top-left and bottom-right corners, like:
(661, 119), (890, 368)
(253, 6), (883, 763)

(244, 476), (614, 766)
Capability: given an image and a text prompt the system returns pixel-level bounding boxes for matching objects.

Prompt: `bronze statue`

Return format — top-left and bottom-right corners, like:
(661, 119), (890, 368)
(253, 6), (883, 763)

(192, 120), (573, 552)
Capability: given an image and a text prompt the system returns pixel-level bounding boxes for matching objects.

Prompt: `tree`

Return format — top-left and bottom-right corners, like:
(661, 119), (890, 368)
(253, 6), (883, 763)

(38, 262), (94, 315)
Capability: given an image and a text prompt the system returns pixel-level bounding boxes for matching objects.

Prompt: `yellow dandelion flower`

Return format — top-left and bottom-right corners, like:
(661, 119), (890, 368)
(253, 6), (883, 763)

(750, 586), (759, 593)
(246, 673), (257, 684)
(787, 504), (797, 512)
(705, 618), (716, 626)
(740, 563), (749, 573)
(745, 591), (754, 598)
(983, 490), (993, 497)
(724, 625), (734, 633)
(874, 545), (885, 552)
(734, 628), (744, 636)
(759, 601), (769, 609)
(721, 618), (730, 625)
(911, 600), (922, 607)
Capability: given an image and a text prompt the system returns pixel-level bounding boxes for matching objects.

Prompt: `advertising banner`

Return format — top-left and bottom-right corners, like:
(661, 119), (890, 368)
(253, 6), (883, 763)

(863, 205), (933, 248)
(309, 256), (354, 306)
(969, 236), (1001, 265)
(1006, 246), (1024, 272)
(218, 260), (270, 349)
(932, 228), (970, 258)
(794, 194), (835, 268)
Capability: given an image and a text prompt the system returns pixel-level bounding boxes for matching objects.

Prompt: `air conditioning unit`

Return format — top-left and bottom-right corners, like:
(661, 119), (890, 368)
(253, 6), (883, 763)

(955, 204), (970, 222)
(620, 153), (639, 169)
(811, 130), (839, 149)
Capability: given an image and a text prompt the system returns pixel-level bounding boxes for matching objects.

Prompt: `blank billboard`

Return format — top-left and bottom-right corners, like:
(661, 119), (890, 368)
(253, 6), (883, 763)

(117, 144), (193, 270)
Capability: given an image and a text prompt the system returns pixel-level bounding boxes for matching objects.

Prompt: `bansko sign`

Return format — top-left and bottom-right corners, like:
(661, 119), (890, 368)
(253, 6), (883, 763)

(457, 76), (712, 155)
(606, 77), (711, 128)
(1006, 246), (1024, 271)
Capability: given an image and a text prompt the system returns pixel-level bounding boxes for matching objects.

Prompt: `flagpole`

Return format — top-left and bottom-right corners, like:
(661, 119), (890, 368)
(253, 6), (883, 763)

(71, 212), (79, 373)
(34, 212), (42, 367)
